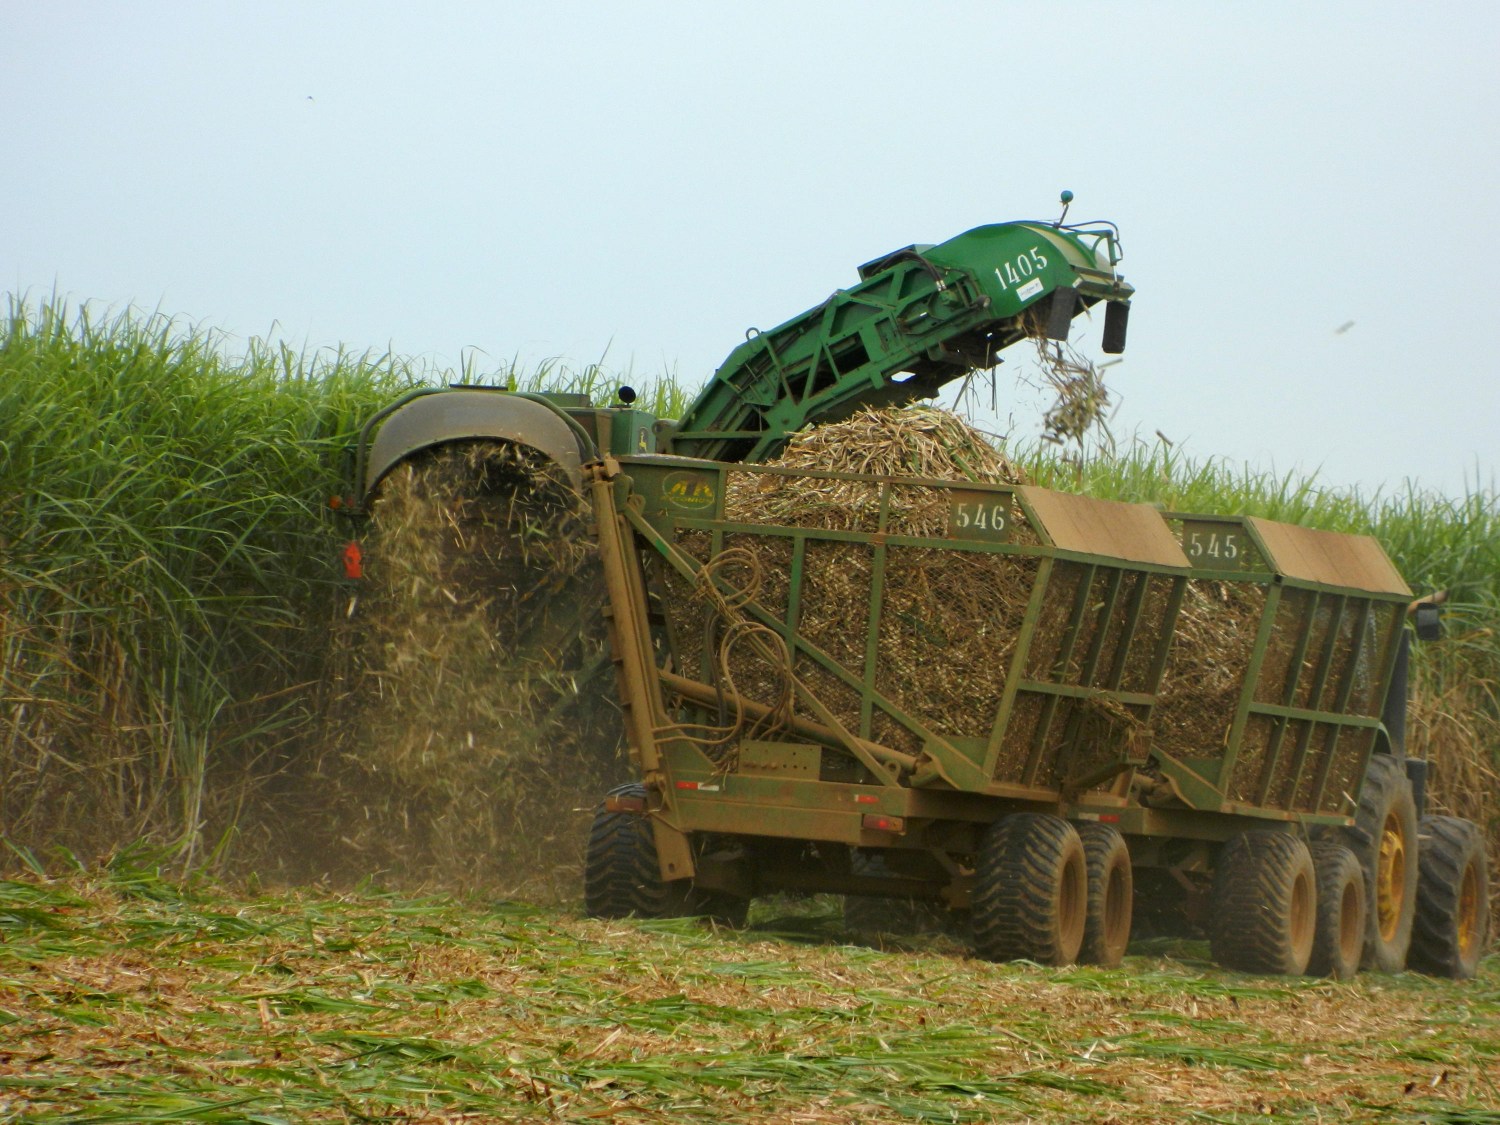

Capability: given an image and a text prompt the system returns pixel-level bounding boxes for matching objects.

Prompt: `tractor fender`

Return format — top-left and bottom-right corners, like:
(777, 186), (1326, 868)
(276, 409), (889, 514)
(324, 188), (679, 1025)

(361, 389), (592, 501)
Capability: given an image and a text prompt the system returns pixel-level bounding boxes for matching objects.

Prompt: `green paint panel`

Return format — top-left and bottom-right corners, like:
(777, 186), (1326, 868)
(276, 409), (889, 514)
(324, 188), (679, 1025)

(921, 222), (1128, 319)
(606, 459), (1418, 881)
(668, 221), (1133, 464)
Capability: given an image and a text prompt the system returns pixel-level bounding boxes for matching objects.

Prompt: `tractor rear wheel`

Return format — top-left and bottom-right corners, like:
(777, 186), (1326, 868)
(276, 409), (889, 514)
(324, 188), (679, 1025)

(1210, 830), (1316, 975)
(1307, 840), (1366, 980)
(1076, 822), (1132, 968)
(584, 784), (748, 925)
(1407, 816), (1490, 980)
(972, 813), (1087, 966)
(1339, 754), (1418, 972)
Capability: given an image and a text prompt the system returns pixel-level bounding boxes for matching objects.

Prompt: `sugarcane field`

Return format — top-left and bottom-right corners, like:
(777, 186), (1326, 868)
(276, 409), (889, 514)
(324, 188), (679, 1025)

(2, 274), (1497, 1121)
(8, 8), (1500, 1113)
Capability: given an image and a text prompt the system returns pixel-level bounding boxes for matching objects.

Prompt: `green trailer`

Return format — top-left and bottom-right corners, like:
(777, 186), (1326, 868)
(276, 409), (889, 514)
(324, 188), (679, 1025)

(582, 455), (1490, 978)
(340, 206), (1487, 978)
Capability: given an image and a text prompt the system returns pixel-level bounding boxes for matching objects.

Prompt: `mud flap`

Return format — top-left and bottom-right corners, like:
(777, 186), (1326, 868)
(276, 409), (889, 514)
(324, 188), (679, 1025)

(650, 816), (697, 881)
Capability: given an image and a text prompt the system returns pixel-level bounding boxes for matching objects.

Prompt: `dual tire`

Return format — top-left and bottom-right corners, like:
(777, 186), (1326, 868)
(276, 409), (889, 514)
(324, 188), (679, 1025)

(1335, 756), (1493, 979)
(1211, 831), (1318, 975)
(972, 812), (1386, 978)
(973, 813), (1132, 967)
(1211, 832), (1371, 979)
(1213, 772), (1490, 979)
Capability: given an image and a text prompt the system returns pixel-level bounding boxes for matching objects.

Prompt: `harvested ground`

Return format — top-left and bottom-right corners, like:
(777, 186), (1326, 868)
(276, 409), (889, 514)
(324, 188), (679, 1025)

(1, 870), (1495, 1123)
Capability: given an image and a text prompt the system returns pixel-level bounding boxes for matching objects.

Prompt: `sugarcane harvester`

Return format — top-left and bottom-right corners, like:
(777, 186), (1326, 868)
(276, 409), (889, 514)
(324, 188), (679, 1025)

(344, 204), (1488, 979)
(351, 210), (1131, 490)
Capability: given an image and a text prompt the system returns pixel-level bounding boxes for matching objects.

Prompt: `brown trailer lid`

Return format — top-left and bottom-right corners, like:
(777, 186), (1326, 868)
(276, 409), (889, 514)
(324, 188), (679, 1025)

(1019, 487), (1190, 568)
(1245, 517), (1411, 595)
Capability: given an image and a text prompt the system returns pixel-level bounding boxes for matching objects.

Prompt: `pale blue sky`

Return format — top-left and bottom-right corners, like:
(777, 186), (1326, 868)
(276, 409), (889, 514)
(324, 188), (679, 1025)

(5, 2), (1497, 497)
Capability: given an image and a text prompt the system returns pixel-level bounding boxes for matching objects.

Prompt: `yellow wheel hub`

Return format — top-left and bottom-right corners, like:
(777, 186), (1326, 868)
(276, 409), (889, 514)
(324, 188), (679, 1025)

(1457, 862), (1480, 959)
(1376, 812), (1407, 941)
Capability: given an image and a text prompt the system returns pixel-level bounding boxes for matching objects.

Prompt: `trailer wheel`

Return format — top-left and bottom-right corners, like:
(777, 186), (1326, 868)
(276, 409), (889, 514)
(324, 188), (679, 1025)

(972, 813), (1086, 966)
(1210, 831), (1316, 975)
(1307, 841), (1366, 980)
(1075, 822), (1132, 968)
(583, 784), (749, 925)
(584, 784), (671, 919)
(1339, 753), (1418, 972)
(1407, 816), (1490, 979)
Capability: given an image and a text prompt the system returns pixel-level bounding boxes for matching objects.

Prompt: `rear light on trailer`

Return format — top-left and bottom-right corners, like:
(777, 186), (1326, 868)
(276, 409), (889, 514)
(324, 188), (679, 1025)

(861, 814), (906, 834)
(340, 542), (364, 581)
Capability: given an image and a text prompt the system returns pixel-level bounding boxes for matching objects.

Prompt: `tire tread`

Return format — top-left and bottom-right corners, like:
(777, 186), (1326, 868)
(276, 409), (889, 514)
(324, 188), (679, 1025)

(1211, 831), (1315, 975)
(1307, 840), (1365, 980)
(1076, 822), (1132, 968)
(972, 814), (1086, 965)
(1336, 753), (1417, 972)
(583, 783), (669, 919)
(1408, 815), (1490, 979)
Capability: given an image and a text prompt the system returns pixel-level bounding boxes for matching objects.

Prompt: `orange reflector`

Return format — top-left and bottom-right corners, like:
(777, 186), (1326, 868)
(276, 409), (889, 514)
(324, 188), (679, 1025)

(853, 794), (878, 805)
(861, 814), (906, 833)
(1098, 813), (1121, 823)
(341, 541), (364, 580)
(604, 794), (646, 814)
